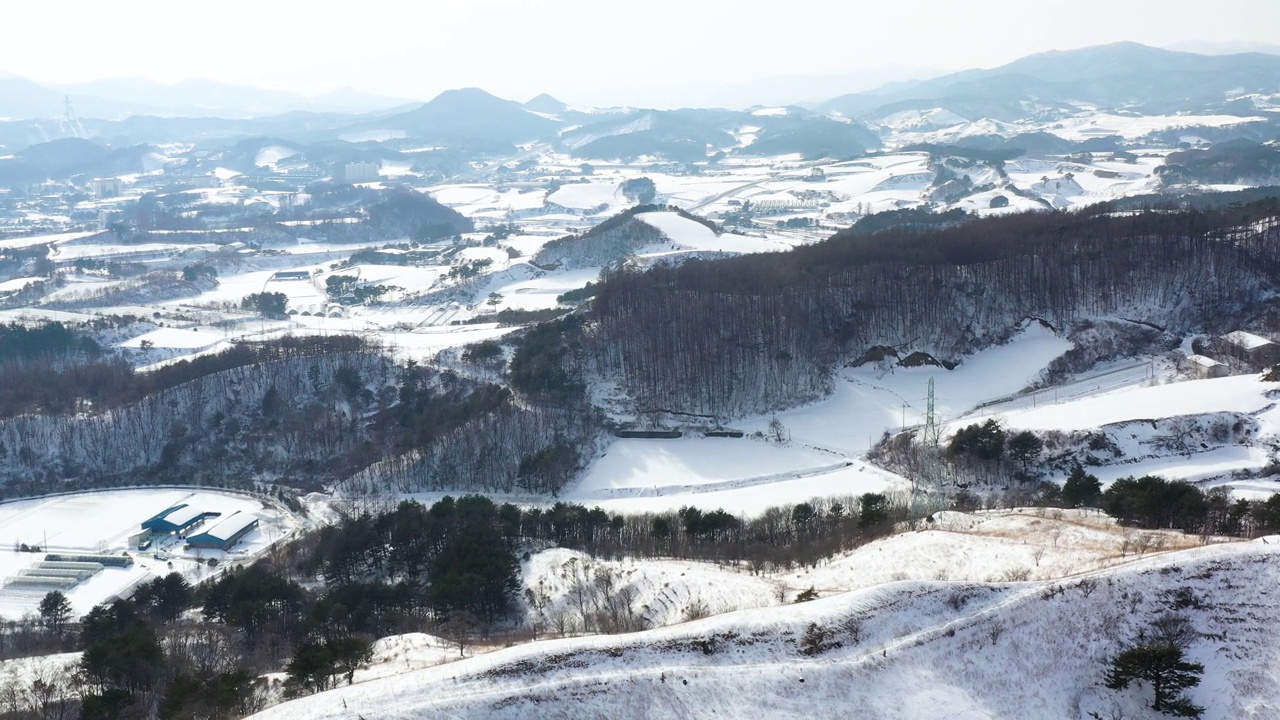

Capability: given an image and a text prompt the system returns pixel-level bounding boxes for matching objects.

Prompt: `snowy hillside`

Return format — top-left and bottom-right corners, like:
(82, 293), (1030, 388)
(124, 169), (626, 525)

(630, 211), (789, 261)
(247, 537), (1280, 720)
(947, 372), (1280, 494)
(513, 508), (1209, 635)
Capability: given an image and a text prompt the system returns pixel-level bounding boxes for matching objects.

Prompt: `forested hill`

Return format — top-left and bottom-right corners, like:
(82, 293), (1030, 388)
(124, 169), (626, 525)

(534, 204), (720, 269)
(587, 199), (1280, 419)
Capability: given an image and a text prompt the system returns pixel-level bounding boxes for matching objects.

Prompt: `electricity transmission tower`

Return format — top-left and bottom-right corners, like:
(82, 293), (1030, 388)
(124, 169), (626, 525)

(917, 377), (947, 501)
(60, 95), (87, 139)
(923, 377), (940, 448)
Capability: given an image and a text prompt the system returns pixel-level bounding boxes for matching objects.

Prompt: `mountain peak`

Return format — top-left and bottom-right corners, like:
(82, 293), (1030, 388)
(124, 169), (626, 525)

(381, 87), (560, 143)
(428, 87), (507, 104)
(524, 93), (569, 114)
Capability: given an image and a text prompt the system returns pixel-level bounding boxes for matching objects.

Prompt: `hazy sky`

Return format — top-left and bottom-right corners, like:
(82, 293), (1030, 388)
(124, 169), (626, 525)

(4, 0), (1278, 106)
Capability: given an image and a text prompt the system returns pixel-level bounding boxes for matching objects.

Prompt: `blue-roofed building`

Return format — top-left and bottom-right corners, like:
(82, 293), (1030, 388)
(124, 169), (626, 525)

(141, 504), (220, 536)
(184, 511), (259, 551)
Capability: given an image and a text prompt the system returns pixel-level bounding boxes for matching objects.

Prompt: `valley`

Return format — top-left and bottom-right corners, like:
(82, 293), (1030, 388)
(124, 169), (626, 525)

(0, 34), (1278, 720)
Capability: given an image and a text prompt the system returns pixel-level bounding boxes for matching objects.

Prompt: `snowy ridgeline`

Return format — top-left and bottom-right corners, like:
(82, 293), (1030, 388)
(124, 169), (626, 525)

(248, 537), (1280, 720)
(516, 509), (1207, 635)
(591, 215), (1280, 419)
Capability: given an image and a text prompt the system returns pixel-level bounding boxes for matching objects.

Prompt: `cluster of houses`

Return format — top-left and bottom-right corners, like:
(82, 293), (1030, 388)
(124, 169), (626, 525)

(1186, 330), (1280, 379)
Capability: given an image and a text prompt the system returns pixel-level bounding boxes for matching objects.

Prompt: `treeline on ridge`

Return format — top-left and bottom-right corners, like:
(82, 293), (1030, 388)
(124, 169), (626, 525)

(0, 326), (370, 419)
(587, 200), (1280, 418)
(0, 329), (597, 496)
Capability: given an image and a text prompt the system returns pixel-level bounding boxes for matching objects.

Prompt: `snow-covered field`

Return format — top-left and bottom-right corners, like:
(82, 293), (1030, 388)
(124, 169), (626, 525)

(632, 211), (792, 258)
(213, 506), (1227, 719)
(568, 438), (843, 499)
(0, 489), (297, 620)
(352, 633), (463, 683)
(944, 370), (1280, 493)
(117, 327), (227, 350)
(973, 373), (1278, 433)
(761, 322), (1074, 455)
(572, 323), (1071, 514)
(0, 231), (99, 251)
(558, 319), (1280, 514)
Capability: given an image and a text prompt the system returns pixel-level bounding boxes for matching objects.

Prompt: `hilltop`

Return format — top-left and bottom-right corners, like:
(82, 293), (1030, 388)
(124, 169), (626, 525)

(248, 534), (1280, 720)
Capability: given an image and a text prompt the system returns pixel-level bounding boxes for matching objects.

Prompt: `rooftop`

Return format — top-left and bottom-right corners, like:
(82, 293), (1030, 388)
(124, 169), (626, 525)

(163, 504), (215, 527)
(1188, 354), (1223, 367)
(1223, 330), (1274, 350)
(193, 510), (259, 543)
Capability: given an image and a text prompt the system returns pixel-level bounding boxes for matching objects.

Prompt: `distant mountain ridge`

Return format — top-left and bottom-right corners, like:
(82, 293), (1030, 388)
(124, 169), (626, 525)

(2, 42), (1277, 161)
(821, 42), (1280, 120)
(0, 74), (417, 120)
(0, 76), (135, 120)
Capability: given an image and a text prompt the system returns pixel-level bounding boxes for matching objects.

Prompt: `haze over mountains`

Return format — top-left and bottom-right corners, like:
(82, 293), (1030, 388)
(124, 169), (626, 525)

(0, 74), (416, 120)
(0, 41), (1275, 181)
(2, 42), (1279, 124)
(822, 42), (1280, 119)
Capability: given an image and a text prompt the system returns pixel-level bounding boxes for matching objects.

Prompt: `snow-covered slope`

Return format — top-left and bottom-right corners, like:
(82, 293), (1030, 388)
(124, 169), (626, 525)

(514, 509), (1206, 634)
(631, 211), (789, 259)
(977, 373), (1279, 433)
(954, 372), (1280, 494)
(248, 537), (1280, 720)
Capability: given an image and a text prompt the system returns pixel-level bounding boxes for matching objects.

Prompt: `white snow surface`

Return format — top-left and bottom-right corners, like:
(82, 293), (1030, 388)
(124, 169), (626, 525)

(118, 327), (226, 350)
(0, 231), (98, 250)
(979, 374), (1280, 433)
(568, 437), (843, 501)
(750, 322), (1073, 456)
(351, 633), (462, 683)
(254, 146), (298, 168)
(0, 277), (43, 293)
(546, 182), (622, 211)
(633, 211), (789, 256)
(0, 651), (79, 688)
(248, 535), (1279, 720)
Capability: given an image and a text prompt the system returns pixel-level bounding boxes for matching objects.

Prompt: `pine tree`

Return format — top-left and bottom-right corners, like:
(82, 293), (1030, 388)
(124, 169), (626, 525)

(1062, 463), (1103, 507)
(1104, 643), (1204, 717)
(38, 591), (72, 635)
(1007, 430), (1044, 471)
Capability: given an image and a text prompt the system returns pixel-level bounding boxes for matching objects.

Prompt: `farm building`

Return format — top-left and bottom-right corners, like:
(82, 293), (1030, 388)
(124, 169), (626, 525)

(44, 553), (133, 568)
(1188, 354), (1229, 379)
(141, 504), (219, 536)
(1221, 331), (1280, 366)
(185, 511), (259, 551)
